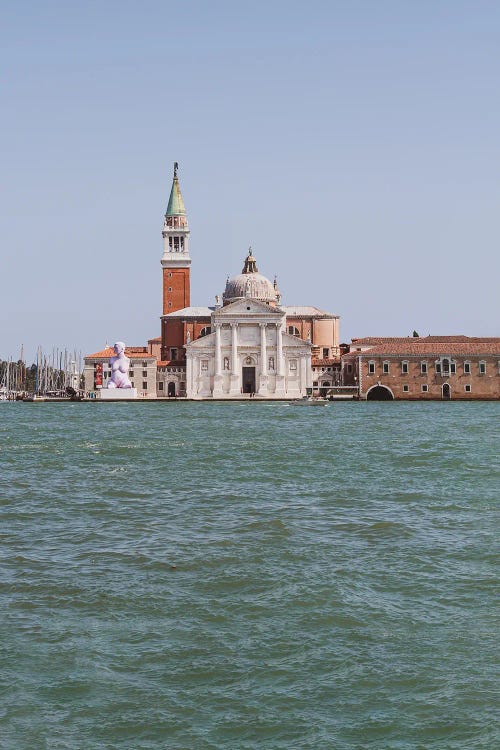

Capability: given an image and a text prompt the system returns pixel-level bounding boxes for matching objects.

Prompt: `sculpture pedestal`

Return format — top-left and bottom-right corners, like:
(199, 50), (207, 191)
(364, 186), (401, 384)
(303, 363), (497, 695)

(274, 374), (286, 398)
(99, 388), (138, 400)
(212, 374), (224, 397)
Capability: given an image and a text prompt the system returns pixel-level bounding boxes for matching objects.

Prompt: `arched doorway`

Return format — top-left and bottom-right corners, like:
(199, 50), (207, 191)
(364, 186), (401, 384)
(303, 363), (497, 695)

(167, 382), (176, 397)
(442, 383), (451, 400)
(366, 385), (394, 401)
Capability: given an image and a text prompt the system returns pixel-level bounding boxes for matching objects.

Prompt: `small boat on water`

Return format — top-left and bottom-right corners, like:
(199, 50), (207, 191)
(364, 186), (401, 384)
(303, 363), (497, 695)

(291, 396), (329, 406)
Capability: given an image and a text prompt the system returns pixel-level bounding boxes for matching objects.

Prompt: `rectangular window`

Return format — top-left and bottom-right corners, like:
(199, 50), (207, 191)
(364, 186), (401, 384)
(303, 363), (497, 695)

(142, 381), (147, 390)
(403, 385), (409, 392)
(142, 361), (147, 368)
(383, 362), (390, 374)
(142, 370), (147, 377)
(368, 361), (375, 374)
(201, 360), (208, 371)
(322, 348), (329, 358)
(170, 349), (177, 360)
(290, 360), (297, 371)
(402, 361), (408, 374)
(479, 361), (486, 375)
(464, 384), (471, 392)
(435, 362), (441, 373)
(421, 361), (427, 374)
(131, 381), (134, 388)
(158, 382), (164, 390)
(450, 362), (456, 374)
(464, 362), (471, 374)
(421, 384), (428, 392)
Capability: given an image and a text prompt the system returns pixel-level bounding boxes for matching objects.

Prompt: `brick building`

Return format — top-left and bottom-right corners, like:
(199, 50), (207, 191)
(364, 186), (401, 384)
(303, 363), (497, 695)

(342, 337), (500, 400)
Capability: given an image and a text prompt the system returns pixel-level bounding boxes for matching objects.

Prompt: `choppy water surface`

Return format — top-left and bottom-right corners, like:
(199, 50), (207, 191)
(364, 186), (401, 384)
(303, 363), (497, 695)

(0, 401), (498, 749)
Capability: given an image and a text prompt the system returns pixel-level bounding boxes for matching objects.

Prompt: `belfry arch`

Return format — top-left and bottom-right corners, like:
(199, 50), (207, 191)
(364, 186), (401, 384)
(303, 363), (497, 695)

(366, 384), (394, 401)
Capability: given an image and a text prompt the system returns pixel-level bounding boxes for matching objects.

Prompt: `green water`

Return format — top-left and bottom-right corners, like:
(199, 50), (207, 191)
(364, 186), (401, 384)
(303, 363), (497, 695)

(1, 402), (498, 749)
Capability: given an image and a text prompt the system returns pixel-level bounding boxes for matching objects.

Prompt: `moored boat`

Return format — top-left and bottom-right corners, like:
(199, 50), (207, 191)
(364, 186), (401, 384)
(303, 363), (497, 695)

(291, 396), (329, 406)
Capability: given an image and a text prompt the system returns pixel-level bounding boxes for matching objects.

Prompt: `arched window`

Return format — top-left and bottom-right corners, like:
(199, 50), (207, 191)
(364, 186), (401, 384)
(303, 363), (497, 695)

(198, 326), (211, 338)
(288, 326), (300, 336)
(223, 356), (230, 370)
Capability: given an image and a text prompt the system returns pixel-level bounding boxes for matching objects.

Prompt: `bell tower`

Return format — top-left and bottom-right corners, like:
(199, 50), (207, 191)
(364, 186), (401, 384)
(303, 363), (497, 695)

(161, 162), (191, 315)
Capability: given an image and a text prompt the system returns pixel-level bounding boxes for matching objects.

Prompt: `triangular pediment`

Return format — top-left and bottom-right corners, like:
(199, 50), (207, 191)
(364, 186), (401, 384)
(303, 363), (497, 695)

(186, 332), (216, 349)
(214, 299), (284, 317)
(282, 332), (311, 350)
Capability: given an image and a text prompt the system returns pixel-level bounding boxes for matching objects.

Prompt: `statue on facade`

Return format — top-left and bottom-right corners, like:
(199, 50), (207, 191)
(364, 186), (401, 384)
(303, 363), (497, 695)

(107, 342), (133, 389)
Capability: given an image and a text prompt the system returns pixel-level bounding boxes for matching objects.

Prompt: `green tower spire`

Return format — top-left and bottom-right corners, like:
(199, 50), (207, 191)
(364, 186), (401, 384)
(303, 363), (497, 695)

(166, 162), (186, 216)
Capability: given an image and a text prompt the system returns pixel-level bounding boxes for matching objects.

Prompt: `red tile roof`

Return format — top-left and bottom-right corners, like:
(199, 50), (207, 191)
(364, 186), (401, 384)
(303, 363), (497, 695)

(312, 358), (340, 366)
(85, 347), (156, 360)
(344, 342), (500, 356)
(351, 336), (500, 345)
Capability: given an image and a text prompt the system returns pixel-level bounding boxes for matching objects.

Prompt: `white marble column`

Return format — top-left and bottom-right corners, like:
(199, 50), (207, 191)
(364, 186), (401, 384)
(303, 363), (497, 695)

(306, 355), (313, 390)
(300, 355), (307, 395)
(231, 323), (238, 373)
(215, 324), (222, 376)
(260, 323), (267, 375)
(276, 323), (283, 375)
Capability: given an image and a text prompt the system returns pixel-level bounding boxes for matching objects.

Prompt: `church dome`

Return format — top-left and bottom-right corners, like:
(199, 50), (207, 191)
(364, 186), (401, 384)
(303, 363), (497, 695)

(222, 249), (280, 305)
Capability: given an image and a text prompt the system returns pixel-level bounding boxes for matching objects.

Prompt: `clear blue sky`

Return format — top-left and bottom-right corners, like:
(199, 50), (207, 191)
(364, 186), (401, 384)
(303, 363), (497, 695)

(2, 0), (499, 362)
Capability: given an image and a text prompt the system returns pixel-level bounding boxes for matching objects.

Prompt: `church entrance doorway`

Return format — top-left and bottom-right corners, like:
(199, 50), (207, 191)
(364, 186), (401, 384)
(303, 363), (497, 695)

(167, 382), (176, 397)
(242, 367), (256, 394)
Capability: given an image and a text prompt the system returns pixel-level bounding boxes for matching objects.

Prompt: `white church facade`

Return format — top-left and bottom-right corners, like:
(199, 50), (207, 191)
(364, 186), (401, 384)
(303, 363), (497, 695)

(186, 297), (312, 399)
